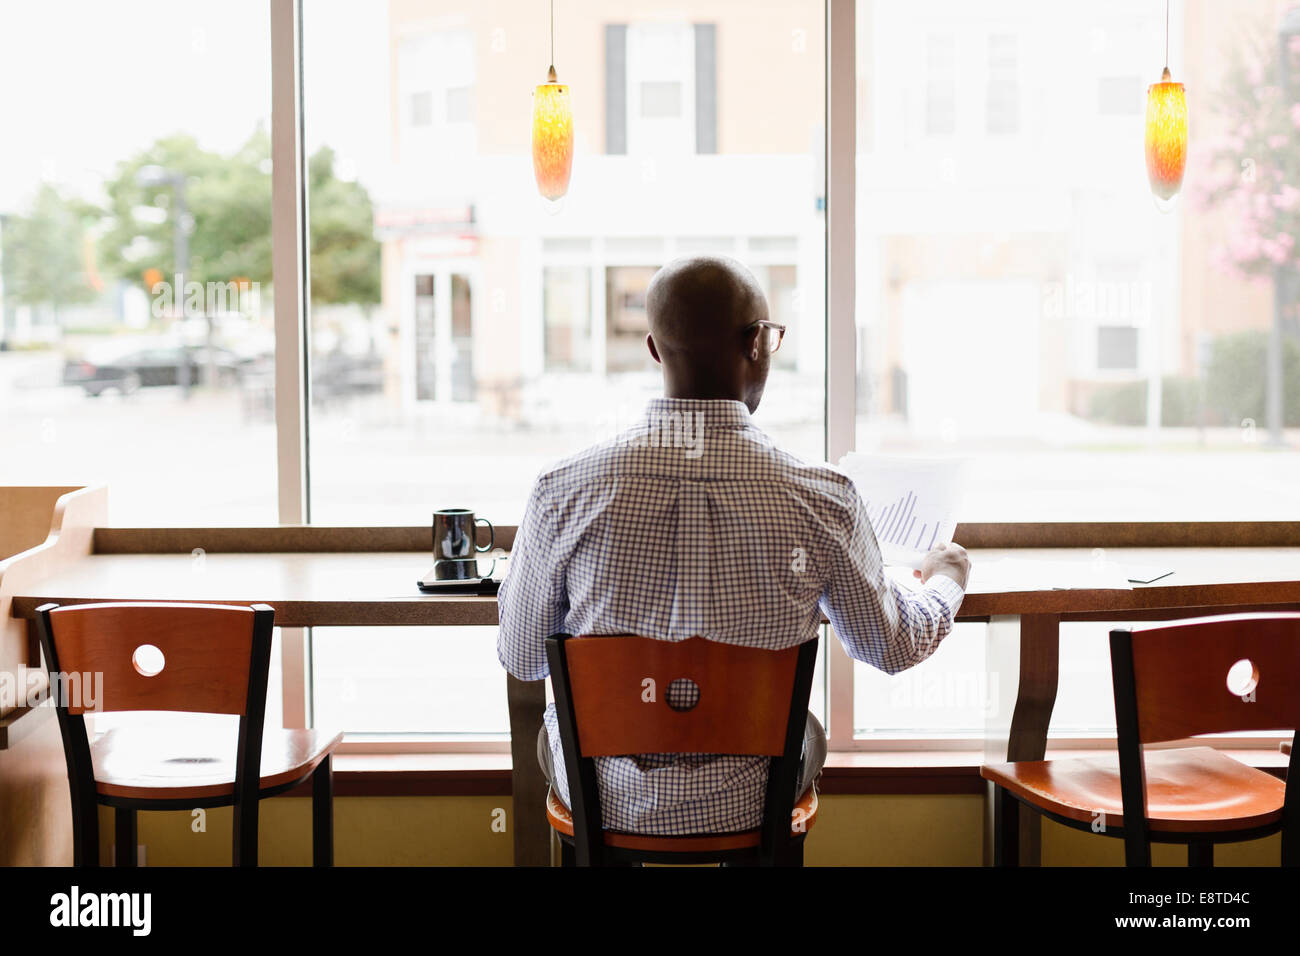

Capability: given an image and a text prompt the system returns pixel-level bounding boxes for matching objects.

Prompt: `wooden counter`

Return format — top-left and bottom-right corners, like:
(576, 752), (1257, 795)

(12, 543), (1300, 624)
(10, 551), (500, 626)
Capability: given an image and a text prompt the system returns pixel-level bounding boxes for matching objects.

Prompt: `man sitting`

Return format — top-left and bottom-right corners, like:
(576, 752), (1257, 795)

(498, 255), (969, 835)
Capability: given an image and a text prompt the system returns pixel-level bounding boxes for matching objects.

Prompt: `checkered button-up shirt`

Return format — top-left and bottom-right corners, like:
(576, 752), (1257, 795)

(497, 397), (964, 835)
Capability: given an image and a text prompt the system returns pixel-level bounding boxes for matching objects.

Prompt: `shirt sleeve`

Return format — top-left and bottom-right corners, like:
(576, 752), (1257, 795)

(818, 484), (965, 675)
(496, 477), (568, 681)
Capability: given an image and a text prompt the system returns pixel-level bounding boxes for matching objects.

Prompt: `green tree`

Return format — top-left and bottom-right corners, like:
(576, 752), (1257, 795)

(308, 146), (381, 306)
(99, 130), (272, 290)
(5, 184), (101, 321)
(99, 130), (380, 306)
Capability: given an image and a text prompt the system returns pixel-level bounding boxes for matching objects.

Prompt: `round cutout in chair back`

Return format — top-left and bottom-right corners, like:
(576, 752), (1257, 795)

(132, 644), (166, 678)
(666, 678), (701, 712)
(1226, 658), (1259, 698)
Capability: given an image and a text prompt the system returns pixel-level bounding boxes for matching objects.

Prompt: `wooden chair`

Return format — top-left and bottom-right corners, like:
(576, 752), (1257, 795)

(35, 601), (343, 867)
(543, 632), (820, 867)
(983, 613), (1300, 867)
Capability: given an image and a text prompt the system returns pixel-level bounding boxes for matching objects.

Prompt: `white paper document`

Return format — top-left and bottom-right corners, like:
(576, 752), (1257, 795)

(837, 453), (967, 569)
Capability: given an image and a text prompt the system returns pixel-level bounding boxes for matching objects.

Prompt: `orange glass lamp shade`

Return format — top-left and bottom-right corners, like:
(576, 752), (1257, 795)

(1145, 69), (1187, 202)
(532, 68), (574, 200)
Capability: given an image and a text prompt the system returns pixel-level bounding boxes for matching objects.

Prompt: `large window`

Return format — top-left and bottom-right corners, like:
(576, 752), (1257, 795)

(851, 0), (1300, 740)
(0, 1), (276, 523)
(302, 1), (826, 531)
(300, 0), (826, 736)
(855, 0), (1300, 523)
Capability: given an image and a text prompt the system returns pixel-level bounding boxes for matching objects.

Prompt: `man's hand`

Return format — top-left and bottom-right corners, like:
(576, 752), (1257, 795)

(912, 542), (970, 590)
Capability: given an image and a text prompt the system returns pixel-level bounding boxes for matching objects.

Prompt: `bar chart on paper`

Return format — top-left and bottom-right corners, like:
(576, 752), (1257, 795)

(865, 490), (942, 553)
(837, 453), (967, 569)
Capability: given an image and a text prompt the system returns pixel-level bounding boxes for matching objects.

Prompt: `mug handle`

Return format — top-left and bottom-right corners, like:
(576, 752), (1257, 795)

(475, 517), (494, 553)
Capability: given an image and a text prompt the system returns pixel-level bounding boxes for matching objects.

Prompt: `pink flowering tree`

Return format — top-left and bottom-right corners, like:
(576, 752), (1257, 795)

(1193, 28), (1300, 277)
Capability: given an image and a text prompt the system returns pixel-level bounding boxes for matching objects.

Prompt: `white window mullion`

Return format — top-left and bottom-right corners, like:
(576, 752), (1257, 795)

(271, 0), (311, 729)
(826, 0), (857, 750)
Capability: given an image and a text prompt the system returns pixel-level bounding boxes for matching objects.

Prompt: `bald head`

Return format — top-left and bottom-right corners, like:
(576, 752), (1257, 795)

(644, 256), (774, 412)
(646, 256), (768, 353)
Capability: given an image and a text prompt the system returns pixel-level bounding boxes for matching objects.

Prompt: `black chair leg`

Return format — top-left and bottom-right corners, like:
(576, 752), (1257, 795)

(785, 839), (805, 867)
(233, 794), (259, 867)
(992, 786), (1020, 867)
(71, 794), (100, 867)
(312, 755), (334, 867)
(1188, 842), (1214, 867)
(114, 808), (137, 867)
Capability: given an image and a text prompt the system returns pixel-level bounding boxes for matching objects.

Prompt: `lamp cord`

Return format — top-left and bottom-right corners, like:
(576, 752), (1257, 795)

(550, 0), (555, 68)
(1164, 0), (1169, 72)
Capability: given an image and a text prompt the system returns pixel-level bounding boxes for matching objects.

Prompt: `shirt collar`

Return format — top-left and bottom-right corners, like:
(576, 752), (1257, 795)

(642, 397), (753, 431)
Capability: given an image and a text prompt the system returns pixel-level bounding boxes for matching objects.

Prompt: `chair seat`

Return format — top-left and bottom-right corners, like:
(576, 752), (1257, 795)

(981, 746), (1285, 834)
(91, 716), (343, 802)
(545, 784), (818, 853)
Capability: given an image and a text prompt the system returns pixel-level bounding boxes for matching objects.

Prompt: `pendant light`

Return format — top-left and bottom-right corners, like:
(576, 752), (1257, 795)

(532, 0), (573, 202)
(1145, 0), (1188, 209)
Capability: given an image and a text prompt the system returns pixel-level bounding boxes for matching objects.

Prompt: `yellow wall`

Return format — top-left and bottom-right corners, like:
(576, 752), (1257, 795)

(97, 796), (515, 867)
(1041, 818), (1278, 867)
(97, 793), (1281, 866)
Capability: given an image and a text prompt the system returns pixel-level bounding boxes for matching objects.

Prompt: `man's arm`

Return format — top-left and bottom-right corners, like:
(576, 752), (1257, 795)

(819, 485), (968, 674)
(496, 478), (568, 681)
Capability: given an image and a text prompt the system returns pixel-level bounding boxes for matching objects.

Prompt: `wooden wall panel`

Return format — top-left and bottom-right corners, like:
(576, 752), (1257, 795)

(0, 485), (106, 866)
(0, 708), (71, 865)
(0, 486), (82, 561)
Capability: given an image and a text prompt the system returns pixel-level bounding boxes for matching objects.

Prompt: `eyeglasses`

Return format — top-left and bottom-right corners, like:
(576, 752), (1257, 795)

(744, 320), (787, 354)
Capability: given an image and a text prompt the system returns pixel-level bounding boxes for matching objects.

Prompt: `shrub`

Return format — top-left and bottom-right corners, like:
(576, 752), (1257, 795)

(1087, 376), (1203, 427)
(1204, 330), (1300, 428)
(1085, 331), (1300, 428)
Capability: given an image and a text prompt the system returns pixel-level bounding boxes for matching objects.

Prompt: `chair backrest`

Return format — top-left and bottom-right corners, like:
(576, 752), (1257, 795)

(38, 602), (270, 716)
(34, 601), (275, 866)
(1110, 613), (1300, 866)
(556, 634), (804, 756)
(1113, 613), (1300, 743)
(545, 632), (819, 865)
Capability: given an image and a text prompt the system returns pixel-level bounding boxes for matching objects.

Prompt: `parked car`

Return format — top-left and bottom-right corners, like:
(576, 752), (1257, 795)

(310, 352), (385, 404)
(63, 345), (251, 396)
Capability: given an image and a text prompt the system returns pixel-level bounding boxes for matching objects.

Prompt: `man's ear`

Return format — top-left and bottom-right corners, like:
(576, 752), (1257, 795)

(646, 333), (662, 365)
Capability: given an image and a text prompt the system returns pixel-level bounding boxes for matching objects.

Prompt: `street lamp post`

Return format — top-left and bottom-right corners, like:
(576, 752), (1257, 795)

(0, 213), (9, 350)
(1269, 8), (1300, 445)
(136, 165), (209, 395)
